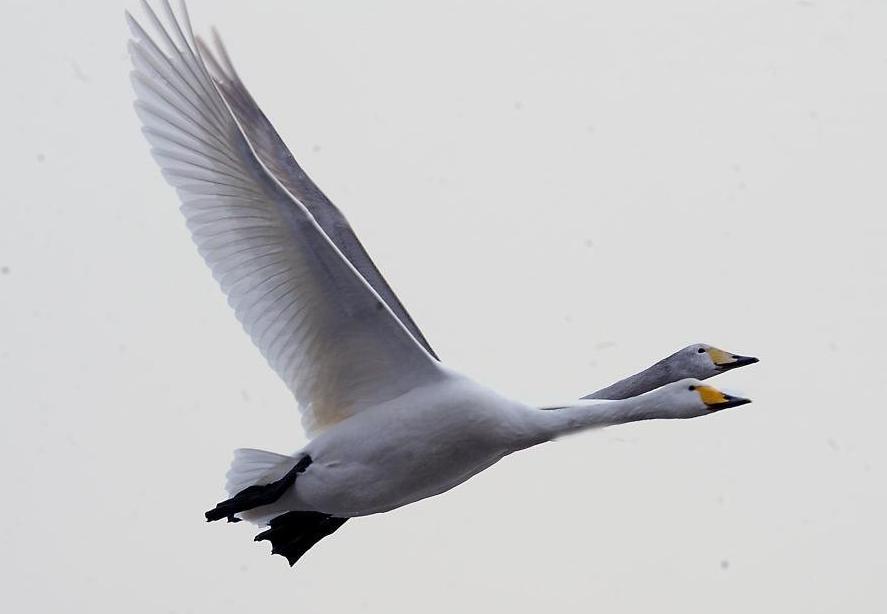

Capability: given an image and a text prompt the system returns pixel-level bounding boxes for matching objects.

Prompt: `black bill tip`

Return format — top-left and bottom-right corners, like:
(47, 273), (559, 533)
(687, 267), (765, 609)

(717, 355), (759, 371)
(715, 394), (752, 409)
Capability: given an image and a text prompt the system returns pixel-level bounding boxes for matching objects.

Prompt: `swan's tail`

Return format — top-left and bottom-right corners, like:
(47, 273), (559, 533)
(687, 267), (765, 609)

(205, 449), (349, 565)
(205, 449), (306, 524)
(225, 448), (295, 498)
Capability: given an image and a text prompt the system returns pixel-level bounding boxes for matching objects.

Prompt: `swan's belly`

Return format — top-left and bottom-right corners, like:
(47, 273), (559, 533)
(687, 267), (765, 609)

(286, 387), (525, 517)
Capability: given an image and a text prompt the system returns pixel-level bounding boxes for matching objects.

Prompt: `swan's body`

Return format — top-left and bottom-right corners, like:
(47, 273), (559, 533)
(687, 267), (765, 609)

(234, 374), (744, 524)
(127, 1), (757, 567)
(279, 373), (525, 517)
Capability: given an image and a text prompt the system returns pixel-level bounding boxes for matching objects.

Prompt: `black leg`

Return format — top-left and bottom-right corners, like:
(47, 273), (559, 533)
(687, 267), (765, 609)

(204, 455), (312, 523)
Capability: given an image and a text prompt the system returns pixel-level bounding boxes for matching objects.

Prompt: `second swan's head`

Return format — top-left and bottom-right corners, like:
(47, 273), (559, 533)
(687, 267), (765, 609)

(653, 378), (752, 418)
(672, 343), (759, 379)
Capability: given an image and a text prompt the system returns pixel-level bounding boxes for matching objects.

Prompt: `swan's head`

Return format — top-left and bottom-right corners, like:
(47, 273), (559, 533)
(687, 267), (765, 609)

(657, 378), (752, 418)
(677, 343), (758, 378)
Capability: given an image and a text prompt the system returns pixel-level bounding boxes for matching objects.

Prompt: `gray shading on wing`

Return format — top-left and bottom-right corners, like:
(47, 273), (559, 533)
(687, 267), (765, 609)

(127, 0), (444, 436)
(195, 32), (439, 360)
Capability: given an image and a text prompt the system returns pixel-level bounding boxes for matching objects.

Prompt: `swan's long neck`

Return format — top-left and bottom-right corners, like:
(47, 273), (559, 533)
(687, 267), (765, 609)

(520, 393), (669, 445)
(583, 353), (680, 400)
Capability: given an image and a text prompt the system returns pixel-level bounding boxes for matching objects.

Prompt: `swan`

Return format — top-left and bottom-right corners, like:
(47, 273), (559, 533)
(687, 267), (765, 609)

(127, 1), (755, 567)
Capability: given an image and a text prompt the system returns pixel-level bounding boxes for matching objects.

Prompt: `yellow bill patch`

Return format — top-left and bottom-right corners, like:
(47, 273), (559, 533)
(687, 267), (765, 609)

(706, 347), (735, 366)
(696, 385), (729, 406)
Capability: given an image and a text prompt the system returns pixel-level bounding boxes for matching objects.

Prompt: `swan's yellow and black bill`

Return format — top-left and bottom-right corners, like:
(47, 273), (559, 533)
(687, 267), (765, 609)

(707, 347), (759, 371)
(694, 385), (752, 410)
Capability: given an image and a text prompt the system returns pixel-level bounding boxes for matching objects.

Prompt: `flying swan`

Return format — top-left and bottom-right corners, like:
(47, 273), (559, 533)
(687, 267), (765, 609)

(127, 1), (758, 566)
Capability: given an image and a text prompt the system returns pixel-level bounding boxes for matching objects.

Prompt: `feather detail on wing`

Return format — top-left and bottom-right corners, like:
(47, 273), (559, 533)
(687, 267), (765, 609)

(193, 30), (439, 360)
(127, 0), (443, 436)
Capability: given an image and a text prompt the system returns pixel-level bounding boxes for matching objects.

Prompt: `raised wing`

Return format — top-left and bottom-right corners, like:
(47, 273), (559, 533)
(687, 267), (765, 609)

(127, 0), (444, 436)
(191, 30), (438, 360)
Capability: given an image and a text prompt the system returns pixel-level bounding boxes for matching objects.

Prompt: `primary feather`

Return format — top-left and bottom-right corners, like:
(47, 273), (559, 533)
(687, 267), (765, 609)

(195, 29), (439, 360)
(127, 0), (443, 436)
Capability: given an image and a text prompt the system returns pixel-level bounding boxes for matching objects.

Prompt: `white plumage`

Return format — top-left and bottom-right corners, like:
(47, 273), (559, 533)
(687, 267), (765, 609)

(128, 1), (443, 437)
(128, 1), (756, 566)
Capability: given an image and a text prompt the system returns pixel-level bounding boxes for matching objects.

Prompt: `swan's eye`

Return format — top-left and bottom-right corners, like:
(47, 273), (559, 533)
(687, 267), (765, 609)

(688, 385), (696, 391)
(697, 348), (706, 353)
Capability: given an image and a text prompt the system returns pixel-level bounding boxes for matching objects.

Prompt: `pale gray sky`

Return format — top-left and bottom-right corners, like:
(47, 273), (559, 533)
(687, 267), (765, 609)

(1, 1), (885, 612)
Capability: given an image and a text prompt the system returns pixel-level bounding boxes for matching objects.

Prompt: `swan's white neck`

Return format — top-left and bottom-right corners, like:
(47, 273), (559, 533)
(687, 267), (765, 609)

(519, 393), (670, 445)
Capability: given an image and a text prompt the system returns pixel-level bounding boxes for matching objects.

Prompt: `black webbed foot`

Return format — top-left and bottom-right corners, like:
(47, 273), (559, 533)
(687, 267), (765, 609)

(254, 510), (348, 566)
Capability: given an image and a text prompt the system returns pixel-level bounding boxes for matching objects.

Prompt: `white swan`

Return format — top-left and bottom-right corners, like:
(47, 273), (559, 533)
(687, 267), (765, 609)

(127, 1), (755, 566)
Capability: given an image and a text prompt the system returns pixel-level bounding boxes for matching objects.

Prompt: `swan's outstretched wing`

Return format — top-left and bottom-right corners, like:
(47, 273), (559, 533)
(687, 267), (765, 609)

(127, 0), (443, 436)
(190, 30), (438, 360)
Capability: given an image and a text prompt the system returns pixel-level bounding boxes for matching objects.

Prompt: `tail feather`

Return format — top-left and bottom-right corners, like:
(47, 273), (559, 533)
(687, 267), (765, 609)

(225, 448), (294, 497)
(207, 454), (311, 523)
(210, 449), (349, 566)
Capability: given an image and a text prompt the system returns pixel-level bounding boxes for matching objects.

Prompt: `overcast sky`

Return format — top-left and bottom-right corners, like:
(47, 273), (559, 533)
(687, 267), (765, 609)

(2, 1), (885, 612)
